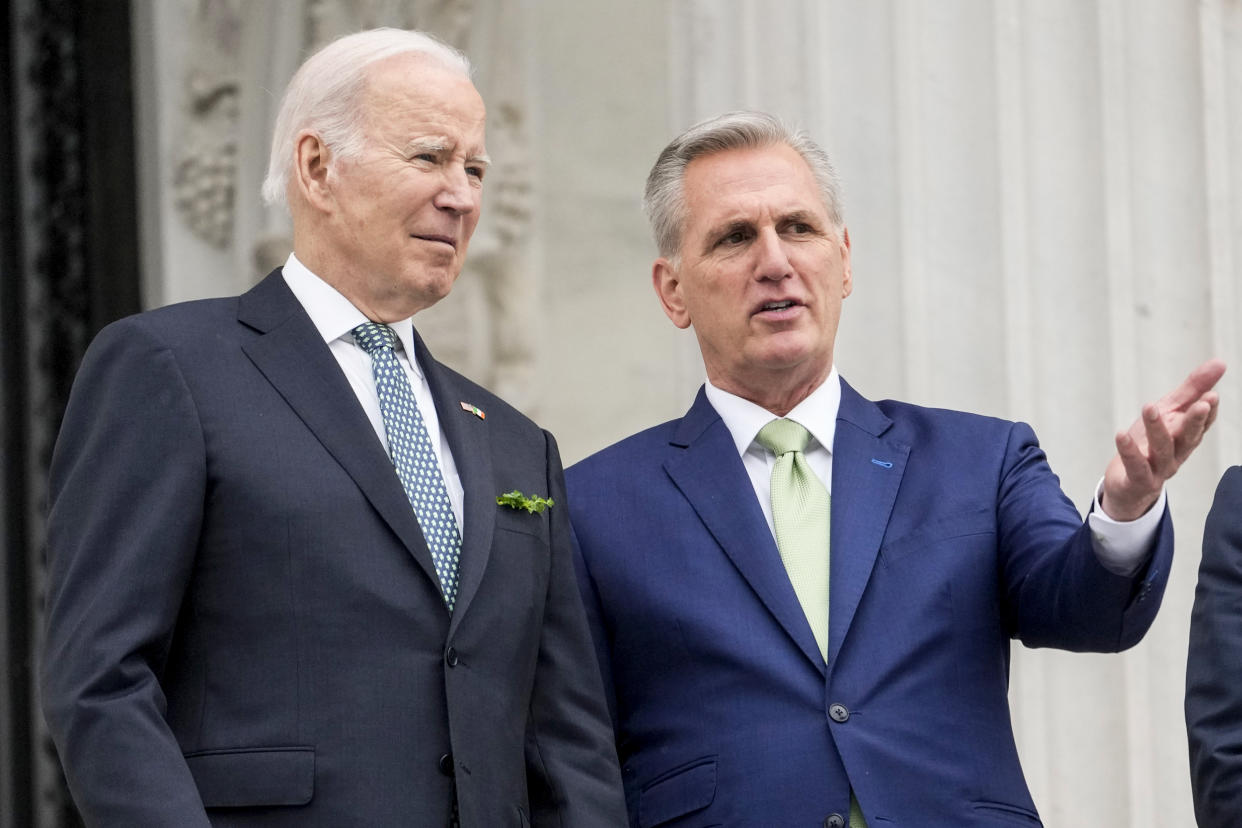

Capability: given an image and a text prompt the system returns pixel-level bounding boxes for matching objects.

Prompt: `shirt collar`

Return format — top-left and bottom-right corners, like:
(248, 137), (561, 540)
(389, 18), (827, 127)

(704, 368), (841, 458)
(281, 253), (423, 378)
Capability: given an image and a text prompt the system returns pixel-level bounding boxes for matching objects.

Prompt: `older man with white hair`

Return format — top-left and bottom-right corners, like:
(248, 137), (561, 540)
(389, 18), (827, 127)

(41, 28), (626, 827)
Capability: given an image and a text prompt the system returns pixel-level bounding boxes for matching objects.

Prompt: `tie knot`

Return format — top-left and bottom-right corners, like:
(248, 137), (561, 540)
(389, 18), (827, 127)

(352, 322), (398, 354)
(757, 418), (812, 456)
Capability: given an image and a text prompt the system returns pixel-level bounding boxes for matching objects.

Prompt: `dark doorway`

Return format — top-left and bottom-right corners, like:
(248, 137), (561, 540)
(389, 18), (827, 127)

(2, 1), (142, 824)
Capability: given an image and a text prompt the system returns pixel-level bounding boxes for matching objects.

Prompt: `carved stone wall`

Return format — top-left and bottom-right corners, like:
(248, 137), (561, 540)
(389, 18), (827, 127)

(171, 0), (243, 250)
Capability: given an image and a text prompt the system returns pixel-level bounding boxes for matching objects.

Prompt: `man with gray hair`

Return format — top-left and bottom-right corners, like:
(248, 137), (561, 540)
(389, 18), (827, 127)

(41, 28), (625, 827)
(567, 111), (1223, 826)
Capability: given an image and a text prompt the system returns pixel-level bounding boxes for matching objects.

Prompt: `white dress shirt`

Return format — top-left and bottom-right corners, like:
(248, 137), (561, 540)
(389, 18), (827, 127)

(704, 368), (1164, 576)
(281, 253), (465, 531)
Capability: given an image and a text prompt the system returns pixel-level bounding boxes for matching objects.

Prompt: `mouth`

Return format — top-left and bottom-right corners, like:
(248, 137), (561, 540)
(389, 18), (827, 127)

(754, 299), (802, 316)
(412, 234), (457, 250)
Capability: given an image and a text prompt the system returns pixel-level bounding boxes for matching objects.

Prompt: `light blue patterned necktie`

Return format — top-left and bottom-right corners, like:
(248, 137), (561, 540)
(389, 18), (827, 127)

(352, 322), (461, 611)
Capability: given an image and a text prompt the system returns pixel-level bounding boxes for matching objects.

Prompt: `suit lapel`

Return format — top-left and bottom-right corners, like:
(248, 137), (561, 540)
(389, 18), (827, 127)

(828, 380), (909, 664)
(664, 389), (827, 673)
(237, 272), (442, 592)
(414, 331), (495, 631)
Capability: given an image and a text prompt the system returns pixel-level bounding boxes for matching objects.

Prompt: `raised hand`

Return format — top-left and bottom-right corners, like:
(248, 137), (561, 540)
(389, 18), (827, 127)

(1101, 359), (1226, 521)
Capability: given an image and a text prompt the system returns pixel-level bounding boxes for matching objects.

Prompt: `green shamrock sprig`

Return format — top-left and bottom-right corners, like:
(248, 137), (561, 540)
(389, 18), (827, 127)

(496, 490), (555, 514)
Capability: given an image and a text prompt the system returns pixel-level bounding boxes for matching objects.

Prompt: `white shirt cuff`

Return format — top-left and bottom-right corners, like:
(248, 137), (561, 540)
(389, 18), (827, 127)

(1087, 477), (1166, 577)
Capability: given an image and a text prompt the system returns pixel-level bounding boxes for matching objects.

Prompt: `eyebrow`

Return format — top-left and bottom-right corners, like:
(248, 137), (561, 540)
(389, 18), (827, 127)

(699, 208), (826, 254)
(403, 138), (492, 168)
(781, 209), (820, 226)
(701, 219), (753, 254)
(405, 138), (448, 155)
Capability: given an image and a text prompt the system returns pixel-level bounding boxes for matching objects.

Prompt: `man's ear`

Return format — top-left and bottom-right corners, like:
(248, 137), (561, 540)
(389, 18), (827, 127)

(840, 226), (853, 299)
(653, 258), (692, 329)
(292, 131), (334, 213)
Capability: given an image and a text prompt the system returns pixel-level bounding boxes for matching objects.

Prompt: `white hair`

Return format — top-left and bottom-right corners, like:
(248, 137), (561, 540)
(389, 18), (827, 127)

(260, 28), (473, 210)
(643, 111), (845, 260)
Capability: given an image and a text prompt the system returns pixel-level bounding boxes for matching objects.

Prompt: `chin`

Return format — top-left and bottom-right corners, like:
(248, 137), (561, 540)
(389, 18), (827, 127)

(753, 335), (819, 364)
(409, 265), (460, 296)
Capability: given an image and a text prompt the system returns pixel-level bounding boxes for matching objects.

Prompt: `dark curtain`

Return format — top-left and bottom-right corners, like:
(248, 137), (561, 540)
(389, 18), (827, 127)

(2, 0), (141, 825)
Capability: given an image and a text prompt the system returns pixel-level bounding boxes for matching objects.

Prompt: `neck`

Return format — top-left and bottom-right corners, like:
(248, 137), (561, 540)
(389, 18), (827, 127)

(709, 367), (831, 417)
(291, 239), (420, 324)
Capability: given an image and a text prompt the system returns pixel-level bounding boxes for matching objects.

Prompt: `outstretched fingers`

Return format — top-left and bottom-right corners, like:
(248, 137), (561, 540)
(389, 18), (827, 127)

(1158, 358), (1226, 414)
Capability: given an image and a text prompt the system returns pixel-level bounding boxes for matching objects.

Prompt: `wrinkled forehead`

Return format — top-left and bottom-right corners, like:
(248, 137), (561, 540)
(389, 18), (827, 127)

(682, 146), (826, 223)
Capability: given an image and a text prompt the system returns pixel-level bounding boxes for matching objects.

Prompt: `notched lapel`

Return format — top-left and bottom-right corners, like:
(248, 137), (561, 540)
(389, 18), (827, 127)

(665, 390), (827, 673)
(414, 330), (495, 630)
(828, 381), (909, 664)
(237, 273), (442, 592)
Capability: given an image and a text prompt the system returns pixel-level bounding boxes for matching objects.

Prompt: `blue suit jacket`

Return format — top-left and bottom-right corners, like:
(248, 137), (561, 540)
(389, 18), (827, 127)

(41, 271), (626, 827)
(567, 380), (1172, 827)
(1186, 465), (1242, 827)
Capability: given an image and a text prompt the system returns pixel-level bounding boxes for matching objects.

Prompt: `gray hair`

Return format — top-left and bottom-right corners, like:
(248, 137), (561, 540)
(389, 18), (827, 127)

(260, 28), (473, 210)
(643, 111), (845, 260)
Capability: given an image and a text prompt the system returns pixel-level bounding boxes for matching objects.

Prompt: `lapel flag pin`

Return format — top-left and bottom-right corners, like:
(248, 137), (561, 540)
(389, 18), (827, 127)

(460, 401), (486, 420)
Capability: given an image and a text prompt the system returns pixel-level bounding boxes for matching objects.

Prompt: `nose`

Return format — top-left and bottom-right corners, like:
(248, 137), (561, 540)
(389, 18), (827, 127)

(433, 166), (478, 216)
(753, 226), (793, 281)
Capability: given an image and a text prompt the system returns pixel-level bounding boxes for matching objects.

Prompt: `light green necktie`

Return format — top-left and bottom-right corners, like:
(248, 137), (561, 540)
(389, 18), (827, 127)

(757, 419), (867, 828)
(756, 418), (830, 662)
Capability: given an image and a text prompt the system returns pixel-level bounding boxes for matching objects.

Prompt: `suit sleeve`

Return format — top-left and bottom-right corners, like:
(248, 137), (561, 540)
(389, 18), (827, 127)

(1186, 466), (1242, 828)
(996, 421), (1173, 652)
(524, 431), (628, 827)
(569, 520), (620, 727)
(41, 319), (213, 826)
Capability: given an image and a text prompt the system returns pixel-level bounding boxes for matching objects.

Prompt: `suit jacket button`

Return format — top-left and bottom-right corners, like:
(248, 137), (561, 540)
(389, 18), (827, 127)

(445, 646), (459, 667)
(829, 703), (850, 723)
(438, 753), (454, 776)
(824, 814), (845, 828)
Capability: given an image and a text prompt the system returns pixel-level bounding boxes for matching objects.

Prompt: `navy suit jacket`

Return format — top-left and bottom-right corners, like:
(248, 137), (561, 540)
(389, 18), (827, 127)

(568, 380), (1172, 827)
(41, 271), (626, 827)
(1186, 465), (1242, 827)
